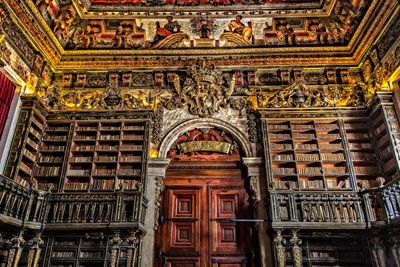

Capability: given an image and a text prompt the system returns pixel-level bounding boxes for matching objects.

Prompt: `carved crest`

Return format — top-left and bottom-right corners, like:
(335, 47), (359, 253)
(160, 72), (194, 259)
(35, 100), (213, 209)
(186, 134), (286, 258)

(163, 61), (236, 117)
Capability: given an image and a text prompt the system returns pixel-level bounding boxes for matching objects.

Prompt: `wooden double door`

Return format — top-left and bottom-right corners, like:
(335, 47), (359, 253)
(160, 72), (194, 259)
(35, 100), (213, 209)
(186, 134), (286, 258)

(155, 176), (256, 267)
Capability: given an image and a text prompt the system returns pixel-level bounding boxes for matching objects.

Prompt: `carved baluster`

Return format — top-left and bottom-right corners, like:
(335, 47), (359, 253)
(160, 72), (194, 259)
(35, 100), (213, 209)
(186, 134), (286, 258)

(66, 202), (74, 223)
(9, 192), (18, 217)
(97, 202), (104, 222)
(354, 198), (363, 222)
(51, 201), (59, 223)
(338, 201), (345, 222)
(58, 201), (67, 223)
(389, 235), (400, 267)
(315, 198), (323, 222)
(390, 188), (399, 218)
(7, 231), (25, 267)
(290, 229), (302, 267)
(346, 200), (354, 222)
(309, 202), (316, 222)
(26, 233), (44, 267)
(82, 202), (89, 223)
(14, 195), (24, 219)
(89, 202), (96, 223)
(106, 202), (113, 222)
(31, 195), (43, 222)
(288, 193), (298, 221)
(322, 198), (330, 222)
(109, 233), (122, 267)
(393, 185), (400, 217)
(74, 203), (82, 223)
(270, 193), (280, 221)
(383, 190), (395, 219)
(3, 186), (13, 214)
(274, 230), (286, 267)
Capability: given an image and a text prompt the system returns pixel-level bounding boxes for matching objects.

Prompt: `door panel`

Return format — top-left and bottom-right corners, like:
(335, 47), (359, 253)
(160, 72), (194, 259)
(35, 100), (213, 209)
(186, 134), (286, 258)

(155, 178), (256, 267)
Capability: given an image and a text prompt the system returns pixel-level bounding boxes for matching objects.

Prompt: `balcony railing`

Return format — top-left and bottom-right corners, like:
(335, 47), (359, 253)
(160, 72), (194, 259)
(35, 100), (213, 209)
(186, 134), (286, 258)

(0, 175), (49, 230)
(0, 175), (147, 231)
(270, 191), (368, 228)
(45, 191), (147, 230)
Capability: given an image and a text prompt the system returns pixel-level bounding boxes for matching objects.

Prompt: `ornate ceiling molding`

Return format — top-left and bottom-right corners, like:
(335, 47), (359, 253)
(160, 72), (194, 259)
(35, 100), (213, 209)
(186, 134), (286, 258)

(1, 0), (398, 71)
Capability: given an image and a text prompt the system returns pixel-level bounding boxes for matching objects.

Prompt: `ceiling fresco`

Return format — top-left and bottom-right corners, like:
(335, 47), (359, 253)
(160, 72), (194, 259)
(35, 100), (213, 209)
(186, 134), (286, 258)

(0, 0), (398, 70)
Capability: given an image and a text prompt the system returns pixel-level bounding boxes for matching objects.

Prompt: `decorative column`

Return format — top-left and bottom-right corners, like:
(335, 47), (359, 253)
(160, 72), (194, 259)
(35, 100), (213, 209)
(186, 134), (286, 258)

(26, 233), (43, 267)
(7, 231), (25, 267)
(109, 233), (122, 267)
(140, 158), (170, 267)
(273, 230), (286, 267)
(370, 237), (387, 267)
(290, 229), (302, 267)
(126, 231), (140, 267)
(242, 157), (271, 267)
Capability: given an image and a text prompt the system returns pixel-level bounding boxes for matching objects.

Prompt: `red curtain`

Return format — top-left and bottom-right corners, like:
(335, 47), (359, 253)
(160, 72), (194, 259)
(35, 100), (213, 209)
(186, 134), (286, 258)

(0, 72), (16, 139)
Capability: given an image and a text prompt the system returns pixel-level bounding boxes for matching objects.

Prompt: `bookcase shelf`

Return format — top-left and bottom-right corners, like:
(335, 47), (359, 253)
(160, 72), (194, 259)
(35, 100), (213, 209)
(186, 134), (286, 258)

(265, 119), (364, 190)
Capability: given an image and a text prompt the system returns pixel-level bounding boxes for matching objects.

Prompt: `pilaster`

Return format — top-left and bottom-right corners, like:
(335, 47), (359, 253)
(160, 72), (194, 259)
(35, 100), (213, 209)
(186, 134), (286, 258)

(141, 158), (170, 267)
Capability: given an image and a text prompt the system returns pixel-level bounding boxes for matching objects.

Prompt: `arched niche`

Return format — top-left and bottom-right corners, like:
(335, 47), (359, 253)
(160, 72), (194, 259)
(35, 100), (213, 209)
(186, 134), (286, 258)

(158, 118), (254, 159)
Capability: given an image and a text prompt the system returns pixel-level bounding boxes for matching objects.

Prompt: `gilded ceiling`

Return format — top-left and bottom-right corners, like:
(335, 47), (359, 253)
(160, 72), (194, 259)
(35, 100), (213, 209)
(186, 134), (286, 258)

(1, 0), (399, 70)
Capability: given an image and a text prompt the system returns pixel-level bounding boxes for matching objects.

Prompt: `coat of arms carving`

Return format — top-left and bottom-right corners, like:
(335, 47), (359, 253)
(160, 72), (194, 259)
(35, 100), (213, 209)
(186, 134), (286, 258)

(163, 62), (236, 117)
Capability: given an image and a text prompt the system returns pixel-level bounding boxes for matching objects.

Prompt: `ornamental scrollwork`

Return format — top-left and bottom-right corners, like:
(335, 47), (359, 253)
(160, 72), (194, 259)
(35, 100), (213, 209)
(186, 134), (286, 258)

(39, 85), (150, 111)
(162, 61), (236, 117)
(262, 78), (366, 108)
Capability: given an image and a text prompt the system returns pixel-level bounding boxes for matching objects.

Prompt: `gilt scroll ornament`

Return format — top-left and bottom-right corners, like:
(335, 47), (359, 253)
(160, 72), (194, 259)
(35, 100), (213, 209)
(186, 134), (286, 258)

(163, 62), (235, 117)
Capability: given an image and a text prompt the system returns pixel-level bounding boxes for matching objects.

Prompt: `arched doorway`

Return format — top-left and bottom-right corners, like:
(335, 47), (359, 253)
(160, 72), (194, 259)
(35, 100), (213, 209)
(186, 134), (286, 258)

(154, 122), (259, 267)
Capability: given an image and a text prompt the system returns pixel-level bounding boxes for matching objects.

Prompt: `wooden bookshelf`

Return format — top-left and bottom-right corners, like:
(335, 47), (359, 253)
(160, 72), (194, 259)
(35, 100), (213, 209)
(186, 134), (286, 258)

(265, 119), (364, 191)
(343, 119), (381, 188)
(63, 120), (146, 192)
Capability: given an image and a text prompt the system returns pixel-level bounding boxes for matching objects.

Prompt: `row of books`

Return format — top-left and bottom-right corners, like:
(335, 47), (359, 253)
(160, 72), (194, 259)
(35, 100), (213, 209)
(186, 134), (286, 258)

(348, 143), (372, 149)
(292, 133), (316, 139)
(31, 116), (43, 128)
(270, 143), (293, 150)
(319, 144), (343, 150)
(94, 156), (117, 162)
(299, 180), (324, 189)
(45, 126), (69, 131)
(315, 124), (338, 129)
(292, 124), (314, 129)
(66, 170), (91, 176)
(123, 126), (144, 130)
(70, 157), (93, 163)
(98, 135), (120, 140)
(321, 153), (345, 161)
(52, 251), (75, 258)
(19, 163), (32, 175)
(33, 167), (61, 177)
(354, 167), (380, 174)
(269, 133), (291, 139)
(64, 182), (89, 190)
(346, 133), (370, 139)
(272, 168), (296, 175)
(119, 179), (141, 190)
(43, 136), (67, 141)
(23, 149), (36, 161)
(92, 169), (116, 176)
(27, 139), (39, 150)
(268, 123), (290, 129)
(298, 167), (322, 175)
(29, 128), (42, 139)
(75, 126), (97, 131)
(79, 251), (103, 258)
(121, 135), (144, 140)
(98, 126), (120, 130)
(91, 179), (114, 190)
(72, 146), (95, 151)
(326, 179), (349, 188)
(41, 145), (65, 151)
(296, 153), (319, 161)
(120, 156), (142, 162)
(15, 176), (29, 187)
(73, 135), (96, 140)
(324, 167), (347, 174)
(38, 156), (63, 163)
(271, 154), (294, 161)
(295, 144), (318, 150)
(117, 169), (141, 176)
(351, 152), (376, 160)
(318, 134), (341, 139)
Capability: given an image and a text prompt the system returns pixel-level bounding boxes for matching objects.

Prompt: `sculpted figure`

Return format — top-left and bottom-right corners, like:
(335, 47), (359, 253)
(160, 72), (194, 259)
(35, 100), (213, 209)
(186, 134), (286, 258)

(75, 21), (105, 49)
(273, 19), (290, 45)
(35, 0), (51, 13)
(113, 25), (129, 48)
(151, 16), (181, 46)
(53, 4), (76, 38)
(226, 15), (253, 42)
